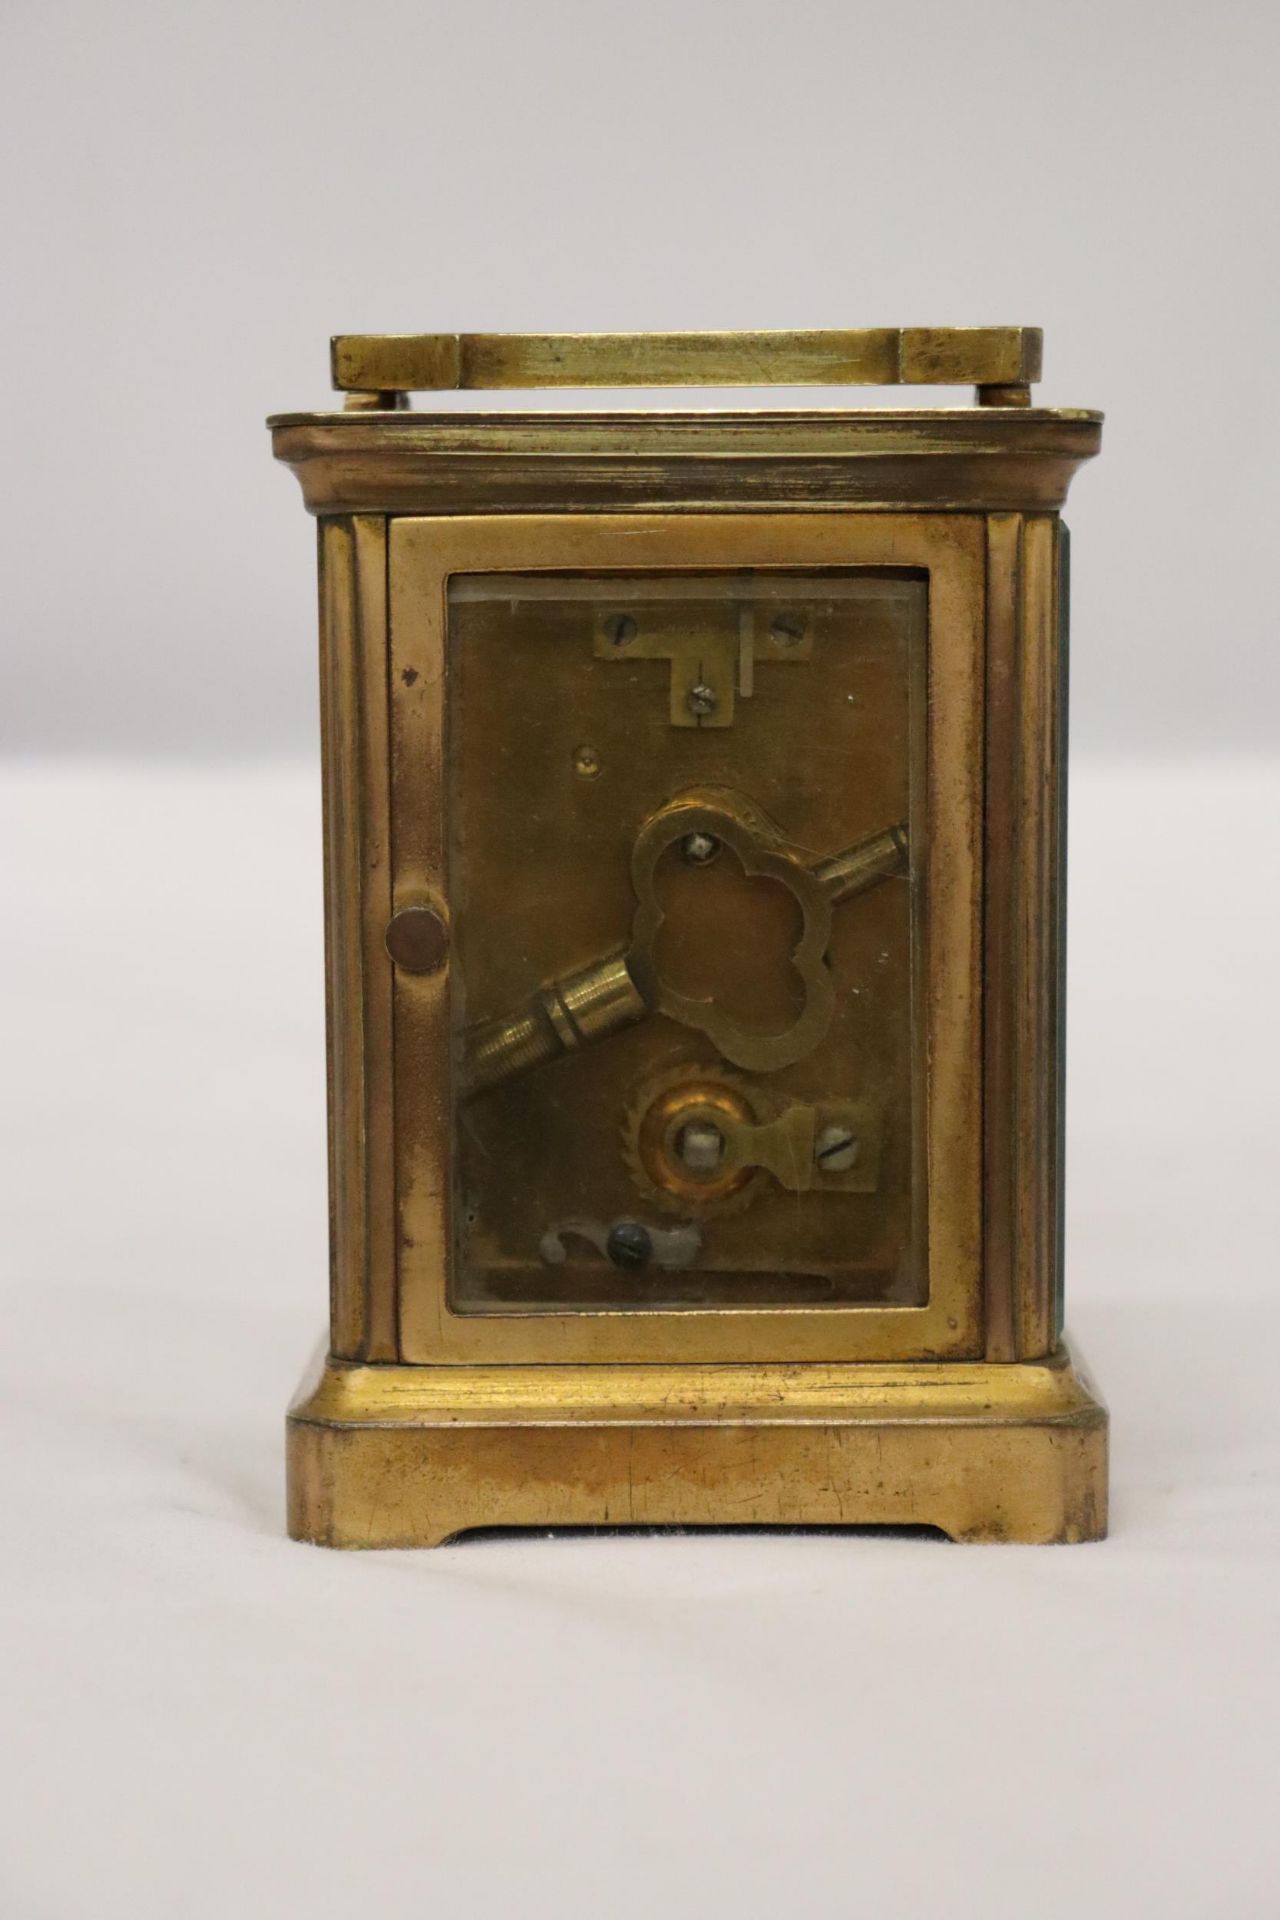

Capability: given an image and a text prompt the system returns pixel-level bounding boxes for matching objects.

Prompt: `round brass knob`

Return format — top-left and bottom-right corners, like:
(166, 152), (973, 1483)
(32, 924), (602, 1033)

(385, 905), (449, 974)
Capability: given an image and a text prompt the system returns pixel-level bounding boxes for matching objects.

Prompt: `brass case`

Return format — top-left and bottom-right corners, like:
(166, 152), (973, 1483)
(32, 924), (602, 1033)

(270, 330), (1106, 1546)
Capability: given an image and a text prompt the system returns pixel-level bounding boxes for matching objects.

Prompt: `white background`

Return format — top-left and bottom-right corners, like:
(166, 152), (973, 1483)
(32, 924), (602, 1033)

(3, 0), (1278, 757)
(3, 2), (1278, 1916)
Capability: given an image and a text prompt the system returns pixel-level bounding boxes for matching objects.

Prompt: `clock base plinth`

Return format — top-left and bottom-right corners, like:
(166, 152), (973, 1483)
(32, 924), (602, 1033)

(287, 1340), (1107, 1547)
(285, 1344), (1105, 1551)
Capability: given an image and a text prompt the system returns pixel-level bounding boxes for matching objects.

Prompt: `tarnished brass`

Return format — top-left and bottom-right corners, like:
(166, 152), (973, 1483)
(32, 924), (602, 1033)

(330, 326), (1043, 398)
(625, 1067), (768, 1213)
(625, 1068), (882, 1209)
(342, 388), (410, 413)
(463, 950), (646, 1098)
(628, 788), (834, 1071)
(977, 382), (1032, 408)
(815, 825), (909, 902)
(461, 814), (907, 1095)
(701, 1099), (881, 1195)
(269, 327), (1107, 1546)
(289, 1343), (1107, 1548)
(384, 903), (449, 974)
(592, 596), (812, 728)
(270, 407), (1102, 518)
(376, 529), (961, 1354)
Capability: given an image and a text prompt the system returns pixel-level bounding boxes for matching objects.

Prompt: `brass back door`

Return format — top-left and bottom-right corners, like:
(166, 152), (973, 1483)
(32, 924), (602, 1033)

(389, 513), (984, 1364)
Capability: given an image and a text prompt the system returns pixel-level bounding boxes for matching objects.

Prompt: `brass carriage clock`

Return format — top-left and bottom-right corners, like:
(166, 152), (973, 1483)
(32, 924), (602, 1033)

(270, 328), (1107, 1546)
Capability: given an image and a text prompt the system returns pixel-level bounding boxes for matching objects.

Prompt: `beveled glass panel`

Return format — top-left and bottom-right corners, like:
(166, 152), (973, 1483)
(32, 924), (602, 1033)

(447, 571), (927, 1311)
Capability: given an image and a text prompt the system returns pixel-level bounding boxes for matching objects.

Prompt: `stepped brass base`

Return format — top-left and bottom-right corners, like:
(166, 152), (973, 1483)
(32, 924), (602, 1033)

(287, 1338), (1107, 1547)
(285, 1344), (1105, 1551)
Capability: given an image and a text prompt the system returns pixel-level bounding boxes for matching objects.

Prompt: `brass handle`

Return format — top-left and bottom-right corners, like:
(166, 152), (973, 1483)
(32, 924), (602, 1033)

(331, 328), (1041, 404)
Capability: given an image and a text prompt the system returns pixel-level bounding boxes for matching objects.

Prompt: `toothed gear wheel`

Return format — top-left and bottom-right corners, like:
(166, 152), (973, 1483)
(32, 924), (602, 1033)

(622, 1063), (770, 1217)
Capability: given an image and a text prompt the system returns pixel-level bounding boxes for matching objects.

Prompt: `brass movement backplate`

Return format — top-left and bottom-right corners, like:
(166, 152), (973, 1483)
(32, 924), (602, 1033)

(447, 568), (925, 1314)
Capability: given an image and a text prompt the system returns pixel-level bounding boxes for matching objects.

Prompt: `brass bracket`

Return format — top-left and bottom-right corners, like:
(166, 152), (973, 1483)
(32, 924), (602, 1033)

(592, 606), (811, 729)
(715, 1099), (882, 1194)
(623, 1065), (882, 1214)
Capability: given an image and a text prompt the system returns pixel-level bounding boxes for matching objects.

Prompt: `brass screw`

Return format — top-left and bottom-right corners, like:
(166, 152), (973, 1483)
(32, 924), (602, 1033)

(686, 682), (717, 718)
(573, 745), (602, 778)
(604, 613), (637, 649)
(681, 831), (720, 865)
(606, 1220), (652, 1269)
(814, 1124), (859, 1172)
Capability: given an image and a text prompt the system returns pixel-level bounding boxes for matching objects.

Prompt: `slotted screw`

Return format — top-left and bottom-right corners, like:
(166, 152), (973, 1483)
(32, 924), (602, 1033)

(814, 1124), (859, 1172)
(604, 613), (637, 649)
(606, 1220), (652, 1269)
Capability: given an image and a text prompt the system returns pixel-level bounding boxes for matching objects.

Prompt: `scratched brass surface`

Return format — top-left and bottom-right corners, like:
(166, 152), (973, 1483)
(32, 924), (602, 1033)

(389, 513), (984, 1367)
(287, 1340), (1108, 1547)
(317, 517), (396, 1359)
(984, 515), (1068, 1360)
(329, 326), (1043, 395)
(269, 408), (1102, 518)
(448, 571), (925, 1313)
(268, 330), (1106, 1547)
